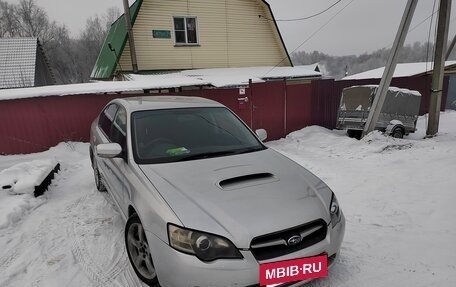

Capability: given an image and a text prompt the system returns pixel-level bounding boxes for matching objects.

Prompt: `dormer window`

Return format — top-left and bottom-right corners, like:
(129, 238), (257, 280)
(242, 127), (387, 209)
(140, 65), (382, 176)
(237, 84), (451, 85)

(173, 16), (198, 45)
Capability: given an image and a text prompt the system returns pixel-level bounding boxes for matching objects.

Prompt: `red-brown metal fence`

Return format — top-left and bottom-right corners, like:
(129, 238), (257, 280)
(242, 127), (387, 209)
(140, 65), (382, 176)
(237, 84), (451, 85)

(285, 83), (312, 135)
(0, 75), (449, 155)
(0, 94), (138, 154)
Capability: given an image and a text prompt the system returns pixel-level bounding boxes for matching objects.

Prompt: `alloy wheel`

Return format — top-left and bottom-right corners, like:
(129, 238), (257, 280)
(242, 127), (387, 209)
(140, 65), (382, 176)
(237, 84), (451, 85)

(127, 222), (156, 280)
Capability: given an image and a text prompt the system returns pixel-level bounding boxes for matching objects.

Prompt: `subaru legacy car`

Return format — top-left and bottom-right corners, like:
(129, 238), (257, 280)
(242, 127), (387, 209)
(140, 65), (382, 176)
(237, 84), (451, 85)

(89, 96), (345, 287)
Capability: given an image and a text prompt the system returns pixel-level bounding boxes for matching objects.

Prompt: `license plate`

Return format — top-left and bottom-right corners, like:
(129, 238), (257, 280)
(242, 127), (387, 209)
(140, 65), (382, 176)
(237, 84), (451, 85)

(259, 255), (327, 286)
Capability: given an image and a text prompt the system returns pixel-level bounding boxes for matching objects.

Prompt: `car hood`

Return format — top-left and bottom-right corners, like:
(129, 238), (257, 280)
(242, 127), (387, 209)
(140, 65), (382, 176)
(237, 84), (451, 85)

(139, 148), (332, 248)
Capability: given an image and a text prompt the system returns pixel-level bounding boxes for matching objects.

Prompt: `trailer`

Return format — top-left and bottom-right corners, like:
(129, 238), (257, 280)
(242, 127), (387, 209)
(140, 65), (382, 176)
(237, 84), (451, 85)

(336, 85), (421, 139)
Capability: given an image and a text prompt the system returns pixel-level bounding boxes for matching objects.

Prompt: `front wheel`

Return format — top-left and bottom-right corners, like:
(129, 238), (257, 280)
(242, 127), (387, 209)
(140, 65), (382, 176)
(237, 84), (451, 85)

(125, 215), (160, 287)
(93, 163), (106, 192)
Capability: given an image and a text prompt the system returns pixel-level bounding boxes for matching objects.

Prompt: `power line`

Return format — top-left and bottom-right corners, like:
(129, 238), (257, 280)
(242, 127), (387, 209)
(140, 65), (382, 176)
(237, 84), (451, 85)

(259, 0), (343, 22)
(410, 10), (438, 35)
(380, 9), (440, 51)
(263, 0), (356, 77)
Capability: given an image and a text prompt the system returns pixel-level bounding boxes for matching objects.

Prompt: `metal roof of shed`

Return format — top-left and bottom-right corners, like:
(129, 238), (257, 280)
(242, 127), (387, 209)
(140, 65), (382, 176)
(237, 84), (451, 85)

(124, 66), (322, 87)
(0, 38), (39, 89)
(343, 61), (456, 80)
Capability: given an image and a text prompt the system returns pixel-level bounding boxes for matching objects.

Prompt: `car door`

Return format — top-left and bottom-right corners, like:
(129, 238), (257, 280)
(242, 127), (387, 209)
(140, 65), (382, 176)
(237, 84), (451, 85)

(109, 107), (130, 217)
(96, 103), (125, 215)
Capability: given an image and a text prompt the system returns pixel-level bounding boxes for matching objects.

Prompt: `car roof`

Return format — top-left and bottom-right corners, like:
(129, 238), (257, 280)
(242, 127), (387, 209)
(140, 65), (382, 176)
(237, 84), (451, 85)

(115, 96), (224, 112)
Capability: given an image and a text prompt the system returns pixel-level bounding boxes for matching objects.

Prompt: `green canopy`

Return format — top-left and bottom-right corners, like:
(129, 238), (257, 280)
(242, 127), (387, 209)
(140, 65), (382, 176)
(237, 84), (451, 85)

(90, 0), (143, 80)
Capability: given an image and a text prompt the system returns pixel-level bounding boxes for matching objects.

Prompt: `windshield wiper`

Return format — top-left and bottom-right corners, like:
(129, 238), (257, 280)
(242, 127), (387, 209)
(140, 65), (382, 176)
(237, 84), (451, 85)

(176, 146), (265, 162)
(232, 146), (266, 154)
(176, 150), (238, 162)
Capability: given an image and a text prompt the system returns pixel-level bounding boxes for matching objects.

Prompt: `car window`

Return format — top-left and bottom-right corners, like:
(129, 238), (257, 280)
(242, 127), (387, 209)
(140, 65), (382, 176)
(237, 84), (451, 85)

(131, 107), (265, 164)
(98, 104), (119, 139)
(111, 107), (127, 151)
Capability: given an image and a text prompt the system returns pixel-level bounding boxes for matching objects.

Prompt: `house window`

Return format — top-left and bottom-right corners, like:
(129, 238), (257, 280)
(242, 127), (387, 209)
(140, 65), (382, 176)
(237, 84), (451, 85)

(173, 16), (198, 45)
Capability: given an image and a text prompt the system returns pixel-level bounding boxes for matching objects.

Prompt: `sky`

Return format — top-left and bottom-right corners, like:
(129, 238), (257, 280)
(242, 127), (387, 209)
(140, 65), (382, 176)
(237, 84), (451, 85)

(5, 0), (456, 56)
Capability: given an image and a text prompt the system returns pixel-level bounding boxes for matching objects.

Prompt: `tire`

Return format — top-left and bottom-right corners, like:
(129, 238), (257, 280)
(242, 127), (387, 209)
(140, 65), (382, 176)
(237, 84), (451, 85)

(392, 128), (404, 139)
(353, 130), (362, 140)
(125, 215), (160, 287)
(347, 129), (362, 140)
(93, 162), (106, 192)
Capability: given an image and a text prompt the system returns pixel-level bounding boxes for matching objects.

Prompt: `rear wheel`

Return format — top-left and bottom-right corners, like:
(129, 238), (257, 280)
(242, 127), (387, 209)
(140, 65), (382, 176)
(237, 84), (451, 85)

(125, 215), (160, 287)
(392, 128), (404, 139)
(347, 129), (362, 140)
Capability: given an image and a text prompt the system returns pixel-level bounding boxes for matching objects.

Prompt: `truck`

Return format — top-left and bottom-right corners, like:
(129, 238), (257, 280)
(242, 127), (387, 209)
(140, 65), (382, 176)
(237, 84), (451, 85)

(336, 85), (421, 139)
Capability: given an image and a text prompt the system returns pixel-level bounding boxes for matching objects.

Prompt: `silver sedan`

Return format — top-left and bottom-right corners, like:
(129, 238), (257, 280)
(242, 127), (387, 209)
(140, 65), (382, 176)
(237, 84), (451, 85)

(89, 96), (345, 287)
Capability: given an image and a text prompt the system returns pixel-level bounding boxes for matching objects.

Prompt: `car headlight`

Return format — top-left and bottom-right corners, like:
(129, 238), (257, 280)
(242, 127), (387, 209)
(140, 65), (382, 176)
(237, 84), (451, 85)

(330, 193), (342, 227)
(168, 224), (243, 262)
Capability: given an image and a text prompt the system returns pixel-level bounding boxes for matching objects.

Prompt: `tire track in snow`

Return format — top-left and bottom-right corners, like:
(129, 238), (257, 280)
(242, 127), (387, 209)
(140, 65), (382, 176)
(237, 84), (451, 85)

(67, 193), (131, 287)
(0, 204), (52, 277)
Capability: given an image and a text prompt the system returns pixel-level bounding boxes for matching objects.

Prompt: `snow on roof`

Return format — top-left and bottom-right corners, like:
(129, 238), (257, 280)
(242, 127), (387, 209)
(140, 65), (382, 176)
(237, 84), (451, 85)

(343, 61), (456, 80)
(0, 66), (320, 101)
(348, 85), (422, 96)
(128, 66), (322, 88)
(0, 38), (38, 89)
(0, 75), (210, 101)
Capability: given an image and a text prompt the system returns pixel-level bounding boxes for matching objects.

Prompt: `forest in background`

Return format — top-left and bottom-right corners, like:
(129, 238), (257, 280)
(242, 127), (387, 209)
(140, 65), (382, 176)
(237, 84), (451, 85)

(1, 0), (455, 83)
(0, 0), (120, 84)
(292, 41), (456, 79)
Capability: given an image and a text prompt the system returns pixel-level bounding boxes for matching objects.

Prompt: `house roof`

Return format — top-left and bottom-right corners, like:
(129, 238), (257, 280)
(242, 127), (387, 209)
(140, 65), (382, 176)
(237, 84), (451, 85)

(90, 0), (143, 80)
(0, 75), (210, 101)
(0, 65), (321, 101)
(0, 38), (40, 89)
(299, 63), (321, 72)
(260, 0), (292, 68)
(125, 66), (321, 87)
(91, 0), (291, 80)
(343, 61), (456, 80)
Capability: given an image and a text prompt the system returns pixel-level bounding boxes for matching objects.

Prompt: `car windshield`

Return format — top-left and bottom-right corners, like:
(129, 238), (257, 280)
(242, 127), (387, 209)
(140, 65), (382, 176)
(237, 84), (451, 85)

(131, 107), (265, 164)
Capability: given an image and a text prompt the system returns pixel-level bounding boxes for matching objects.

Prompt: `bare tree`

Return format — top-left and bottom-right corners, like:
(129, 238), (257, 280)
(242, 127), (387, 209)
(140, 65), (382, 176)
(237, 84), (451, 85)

(104, 6), (122, 31)
(77, 7), (121, 82)
(0, 0), (20, 37)
(1, 1), (121, 83)
(292, 42), (439, 79)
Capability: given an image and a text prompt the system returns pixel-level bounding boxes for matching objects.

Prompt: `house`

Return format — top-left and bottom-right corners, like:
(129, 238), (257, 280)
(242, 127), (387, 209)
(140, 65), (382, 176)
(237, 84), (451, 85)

(91, 0), (292, 80)
(343, 61), (456, 110)
(0, 38), (55, 89)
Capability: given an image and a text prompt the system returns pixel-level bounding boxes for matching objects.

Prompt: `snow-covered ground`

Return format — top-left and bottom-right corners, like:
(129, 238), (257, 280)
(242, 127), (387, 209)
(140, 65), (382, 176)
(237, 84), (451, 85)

(1, 112), (455, 287)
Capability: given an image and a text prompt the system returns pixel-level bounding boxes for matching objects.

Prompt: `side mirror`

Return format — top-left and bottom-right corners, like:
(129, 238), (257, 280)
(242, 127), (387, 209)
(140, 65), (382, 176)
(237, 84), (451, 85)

(255, 129), (268, 142)
(96, 143), (122, 158)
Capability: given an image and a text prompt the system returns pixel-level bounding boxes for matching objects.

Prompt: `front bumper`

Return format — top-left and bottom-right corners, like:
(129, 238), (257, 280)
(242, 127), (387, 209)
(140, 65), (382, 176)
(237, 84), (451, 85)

(146, 213), (345, 287)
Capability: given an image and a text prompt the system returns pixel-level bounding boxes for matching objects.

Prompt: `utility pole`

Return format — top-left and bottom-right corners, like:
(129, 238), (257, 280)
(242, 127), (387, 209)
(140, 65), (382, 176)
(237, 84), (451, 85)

(446, 33), (456, 60)
(362, 0), (418, 137)
(427, 0), (452, 136)
(122, 0), (139, 73)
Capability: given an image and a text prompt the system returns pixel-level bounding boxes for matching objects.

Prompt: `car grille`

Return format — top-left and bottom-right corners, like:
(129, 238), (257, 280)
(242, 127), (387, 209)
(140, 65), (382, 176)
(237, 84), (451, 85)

(250, 219), (327, 261)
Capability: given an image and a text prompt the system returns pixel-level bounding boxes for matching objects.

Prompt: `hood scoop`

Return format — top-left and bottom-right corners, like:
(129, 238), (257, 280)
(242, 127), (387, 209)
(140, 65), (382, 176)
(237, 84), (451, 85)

(218, 173), (278, 190)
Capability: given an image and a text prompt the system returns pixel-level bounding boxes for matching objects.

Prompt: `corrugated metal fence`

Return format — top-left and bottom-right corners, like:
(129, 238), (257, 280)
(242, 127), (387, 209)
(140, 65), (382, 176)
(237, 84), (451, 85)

(0, 75), (448, 154)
